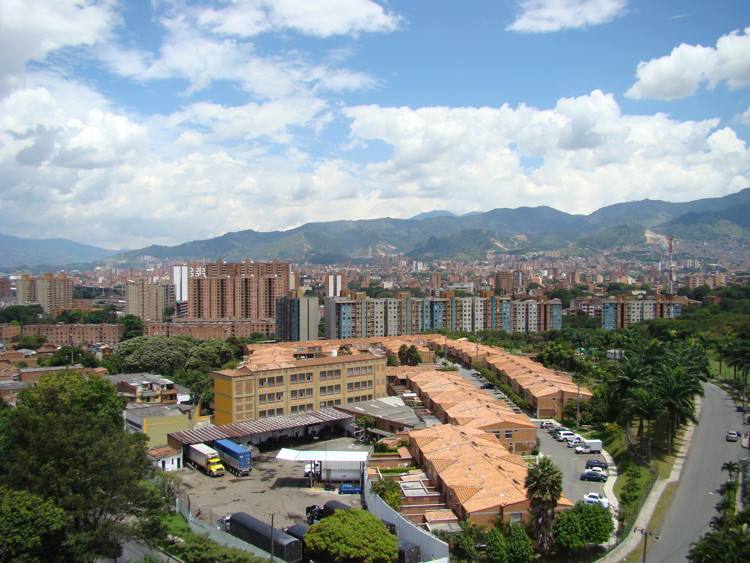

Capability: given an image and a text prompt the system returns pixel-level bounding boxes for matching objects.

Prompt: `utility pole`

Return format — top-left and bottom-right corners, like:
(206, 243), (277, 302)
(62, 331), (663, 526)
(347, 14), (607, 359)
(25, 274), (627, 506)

(634, 527), (660, 563)
(576, 380), (581, 426)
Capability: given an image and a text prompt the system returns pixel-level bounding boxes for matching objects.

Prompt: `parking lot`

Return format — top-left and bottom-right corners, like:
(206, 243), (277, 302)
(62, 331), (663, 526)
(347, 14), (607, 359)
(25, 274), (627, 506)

(178, 437), (367, 528)
(537, 423), (610, 507)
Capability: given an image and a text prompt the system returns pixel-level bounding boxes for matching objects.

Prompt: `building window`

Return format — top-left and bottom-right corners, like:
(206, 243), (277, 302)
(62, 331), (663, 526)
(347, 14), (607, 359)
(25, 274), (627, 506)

(307, 403), (313, 411)
(258, 379), (265, 388)
(267, 378), (274, 388)
(335, 399), (341, 405)
(291, 406), (297, 413)
(267, 394), (274, 403)
(347, 383), (353, 392)
(258, 394), (266, 404)
(367, 380), (373, 389)
(505, 430), (513, 439)
(334, 369), (341, 379)
(306, 388), (313, 397)
(291, 390), (297, 399)
(347, 368), (353, 377)
(276, 408), (284, 416)
(320, 402), (325, 409)
(305, 373), (313, 382)
(276, 376), (283, 386)
(510, 513), (522, 523)
(291, 374), (297, 384)
(276, 392), (283, 402)
(327, 401), (333, 407)
(334, 385), (340, 393)
(258, 410), (266, 418)
(320, 387), (327, 396)
(327, 385), (333, 395)
(347, 398), (353, 404)
(354, 382), (361, 391)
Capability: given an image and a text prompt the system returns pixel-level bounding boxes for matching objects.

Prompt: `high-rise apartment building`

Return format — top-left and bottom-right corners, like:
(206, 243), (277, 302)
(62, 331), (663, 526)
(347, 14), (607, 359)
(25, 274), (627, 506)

(188, 274), (284, 320)
(601, 295), (688, 330)
(323, 273), (344, 297)
(276, 296), (320, 342)
(495, 271), (513, 296)
(16, 273), (73, 314)
(0, 277), (11, 298)
(126, 279), (173, 321)
(324, 295), (562, 339)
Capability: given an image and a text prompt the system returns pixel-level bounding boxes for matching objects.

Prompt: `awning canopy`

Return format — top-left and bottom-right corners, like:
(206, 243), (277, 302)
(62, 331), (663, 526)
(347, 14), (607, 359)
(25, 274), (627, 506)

(276, 448), (369, 462)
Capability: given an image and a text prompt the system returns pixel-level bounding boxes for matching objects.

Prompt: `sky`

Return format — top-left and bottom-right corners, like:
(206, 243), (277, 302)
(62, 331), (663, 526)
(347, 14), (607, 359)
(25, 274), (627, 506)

(2, 0), (750, 250)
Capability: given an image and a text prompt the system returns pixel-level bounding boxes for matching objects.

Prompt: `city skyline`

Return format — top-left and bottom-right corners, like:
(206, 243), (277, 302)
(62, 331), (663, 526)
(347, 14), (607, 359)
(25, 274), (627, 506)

(2, 0), (750, 249)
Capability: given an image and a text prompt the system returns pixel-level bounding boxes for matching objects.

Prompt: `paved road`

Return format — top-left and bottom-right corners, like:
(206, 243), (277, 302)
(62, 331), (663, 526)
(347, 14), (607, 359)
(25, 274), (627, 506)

(644, 383), (745, 563)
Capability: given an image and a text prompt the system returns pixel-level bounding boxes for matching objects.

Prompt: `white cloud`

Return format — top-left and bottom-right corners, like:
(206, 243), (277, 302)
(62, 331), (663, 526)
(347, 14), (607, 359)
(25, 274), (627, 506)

(740, 106), (750, 125)
(196, 0), (402, 38)
(0, 0), (117, 92)
(626, 27), (750, 100)
(507, 0), (627, 33)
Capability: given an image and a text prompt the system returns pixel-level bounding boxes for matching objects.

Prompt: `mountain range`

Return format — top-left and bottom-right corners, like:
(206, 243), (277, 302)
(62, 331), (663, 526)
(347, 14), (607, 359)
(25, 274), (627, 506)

(2, 188), (749, 268)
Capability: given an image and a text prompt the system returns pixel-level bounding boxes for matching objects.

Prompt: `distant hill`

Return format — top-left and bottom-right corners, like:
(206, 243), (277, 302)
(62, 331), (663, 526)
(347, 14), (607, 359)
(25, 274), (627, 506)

(0, 234), (115, 268)
(409, 210), (457, 220)
(4, 188), (749, 267)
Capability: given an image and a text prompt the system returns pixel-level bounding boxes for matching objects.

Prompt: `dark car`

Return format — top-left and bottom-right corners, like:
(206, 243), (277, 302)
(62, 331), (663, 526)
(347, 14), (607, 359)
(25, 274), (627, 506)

(480, 383), (494, 389)
(338, 484), (361, 495)
(580, 470), (608, 483)
(585, 459), (609, 471)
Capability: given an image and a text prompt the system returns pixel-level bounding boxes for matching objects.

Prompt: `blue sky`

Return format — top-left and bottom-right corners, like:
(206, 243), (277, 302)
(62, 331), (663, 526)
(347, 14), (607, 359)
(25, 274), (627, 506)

(1, 0), (750, 249)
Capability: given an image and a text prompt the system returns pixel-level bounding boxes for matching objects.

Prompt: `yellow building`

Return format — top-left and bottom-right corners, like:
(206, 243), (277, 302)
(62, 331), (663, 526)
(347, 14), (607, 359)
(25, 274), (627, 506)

(210, 344), (387, 425)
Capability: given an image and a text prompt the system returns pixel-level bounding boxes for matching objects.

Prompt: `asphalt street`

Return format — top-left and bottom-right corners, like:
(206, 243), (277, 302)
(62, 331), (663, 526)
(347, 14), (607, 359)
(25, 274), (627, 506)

(643, 382), (746, 563)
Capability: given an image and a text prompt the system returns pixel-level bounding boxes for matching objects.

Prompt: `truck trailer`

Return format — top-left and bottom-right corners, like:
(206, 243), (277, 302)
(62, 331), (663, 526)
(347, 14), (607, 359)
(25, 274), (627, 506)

(227, 512), (303, 563)
(185, 443), (225, 477)
(305, 460), (362, 482)
(213, 439), (252, 476)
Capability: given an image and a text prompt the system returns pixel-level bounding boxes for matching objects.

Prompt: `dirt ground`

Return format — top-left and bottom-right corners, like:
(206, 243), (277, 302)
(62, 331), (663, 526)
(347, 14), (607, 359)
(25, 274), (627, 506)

(178, 437), (369, 529)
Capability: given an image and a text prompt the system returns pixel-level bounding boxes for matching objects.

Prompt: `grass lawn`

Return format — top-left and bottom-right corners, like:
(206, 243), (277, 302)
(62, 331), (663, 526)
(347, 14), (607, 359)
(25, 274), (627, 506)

(163, 511), (191, 538)
(622, 481), (678, 563)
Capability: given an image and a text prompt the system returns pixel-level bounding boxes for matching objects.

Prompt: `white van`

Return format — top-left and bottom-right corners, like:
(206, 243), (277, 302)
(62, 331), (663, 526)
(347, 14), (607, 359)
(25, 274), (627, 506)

(556, 430), (575, 442)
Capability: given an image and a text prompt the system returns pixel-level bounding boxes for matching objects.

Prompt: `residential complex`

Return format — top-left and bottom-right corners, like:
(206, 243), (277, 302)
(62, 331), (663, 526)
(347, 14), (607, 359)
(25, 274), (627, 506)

(145, 319), (275, 339)
(601, 295), (688, 330)
(18, 323), (122, 346)
(16, 273), (73, 314)
(323, 294), (562, 340)
(209, 341), (388, 425)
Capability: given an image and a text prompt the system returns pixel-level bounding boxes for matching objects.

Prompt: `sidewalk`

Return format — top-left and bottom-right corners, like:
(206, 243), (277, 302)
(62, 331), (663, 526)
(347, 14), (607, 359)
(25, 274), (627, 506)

(597, 396), (702, 562)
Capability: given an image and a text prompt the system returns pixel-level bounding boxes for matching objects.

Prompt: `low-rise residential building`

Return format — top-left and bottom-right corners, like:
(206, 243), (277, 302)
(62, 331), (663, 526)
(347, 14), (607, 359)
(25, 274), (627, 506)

(105, 373), (179, 404)
(145, 319), (275, 339)
(20, 323), (122, 345)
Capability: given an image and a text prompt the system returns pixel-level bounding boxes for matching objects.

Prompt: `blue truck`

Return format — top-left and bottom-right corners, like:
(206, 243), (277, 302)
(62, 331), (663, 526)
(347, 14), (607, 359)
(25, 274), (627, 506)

(213, 439), (252, 476)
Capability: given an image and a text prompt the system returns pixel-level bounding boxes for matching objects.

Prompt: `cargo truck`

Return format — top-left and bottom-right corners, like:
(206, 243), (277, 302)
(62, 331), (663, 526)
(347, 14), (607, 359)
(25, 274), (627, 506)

(185, 443), (225, 477)
(213, 439), (252, 476)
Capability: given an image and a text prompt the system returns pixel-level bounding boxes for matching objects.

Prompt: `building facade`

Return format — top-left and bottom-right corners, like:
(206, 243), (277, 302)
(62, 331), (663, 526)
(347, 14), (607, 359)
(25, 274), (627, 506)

(16, 273), (73, 314)
(601, 295), (688, 330)
(126, 278), (173, 321)
(210, 346), (387, 425)
(276, 296), (320, 342)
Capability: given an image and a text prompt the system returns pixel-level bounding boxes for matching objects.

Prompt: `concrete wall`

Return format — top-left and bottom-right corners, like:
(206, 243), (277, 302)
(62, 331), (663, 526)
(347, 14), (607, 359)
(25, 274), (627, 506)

(363, 474), (449, 563)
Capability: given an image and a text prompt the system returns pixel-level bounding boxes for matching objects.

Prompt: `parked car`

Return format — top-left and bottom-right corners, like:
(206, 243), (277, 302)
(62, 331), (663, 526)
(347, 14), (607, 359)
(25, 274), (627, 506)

(585, 459), (609, 471)
(480, 383), (494, 389)
(556, 431), (575, 442)
(726, 431), (740, 442)
(338, 484), (361, 495)
(583, 492), (610, 509)
(575, 445), (591, 454)
(540, 421), (554, 428)
(567, 437), (584, 447)
(580, 470), (608, 483)
(587, 466), (608, 477)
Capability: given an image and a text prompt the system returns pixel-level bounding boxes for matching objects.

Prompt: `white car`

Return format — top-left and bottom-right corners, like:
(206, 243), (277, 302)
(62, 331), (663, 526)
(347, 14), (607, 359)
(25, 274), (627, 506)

(575, 444), (591, 454)
(583, 492), (610, 509)
(567, 437), (584, 448)
(588, 466), (608, 477)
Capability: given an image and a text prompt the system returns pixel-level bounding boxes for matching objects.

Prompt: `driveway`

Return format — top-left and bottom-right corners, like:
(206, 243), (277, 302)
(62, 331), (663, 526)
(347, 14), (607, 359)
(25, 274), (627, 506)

(538, 423), (611, 507)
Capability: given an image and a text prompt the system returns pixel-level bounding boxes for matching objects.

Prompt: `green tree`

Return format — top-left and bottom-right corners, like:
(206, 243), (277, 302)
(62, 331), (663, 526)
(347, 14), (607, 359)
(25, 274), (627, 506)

(449, 520), (486, 562)
(688, 505), (750, 561)
(170, 532), (268, 563)
(41, 345), (98, 369)
(0, 373), (157, 560)
(404, 345), (422, 366)
(304, 509), (398, 563)
(386, 354), (399, 366)
(0, 304), (44, 324)
(371, 479), (403, 510)
(0, 486), (68, 562)
(11, 334), (47, 350)
(505, 523), (534, 563)
(552, 509), (587, 553)
(525, 456), (563, 554)
(118, 314), (144, 341)
(572, 502), (614, 544)
(398, 344), (408, 364)
(656, 366), (704, 451)
(721, 461), (740, 483)
(486, 527), (509, 563)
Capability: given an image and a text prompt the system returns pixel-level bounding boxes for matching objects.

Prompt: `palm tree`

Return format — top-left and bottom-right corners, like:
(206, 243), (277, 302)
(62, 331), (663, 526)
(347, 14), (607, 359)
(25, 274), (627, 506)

(712, 335), (735, 377)
(726, 340), (750, 409)
(657, 366), (704, 451)
(721, 461), (740, 483)
(619, 387), (665, 459)
(525, 456), (563, 554)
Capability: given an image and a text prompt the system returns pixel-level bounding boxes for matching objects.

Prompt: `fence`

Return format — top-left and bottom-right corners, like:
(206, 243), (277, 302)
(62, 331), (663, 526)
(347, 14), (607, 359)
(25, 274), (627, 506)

(175, 492), (286, 562)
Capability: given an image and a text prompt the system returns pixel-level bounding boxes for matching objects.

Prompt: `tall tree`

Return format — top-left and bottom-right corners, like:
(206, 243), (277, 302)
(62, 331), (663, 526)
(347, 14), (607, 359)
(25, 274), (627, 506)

(0, 373), (159, 561)
(0, 486), (68, 562)
(525, 456), (563, 554)
(656, 366), (704, 451)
